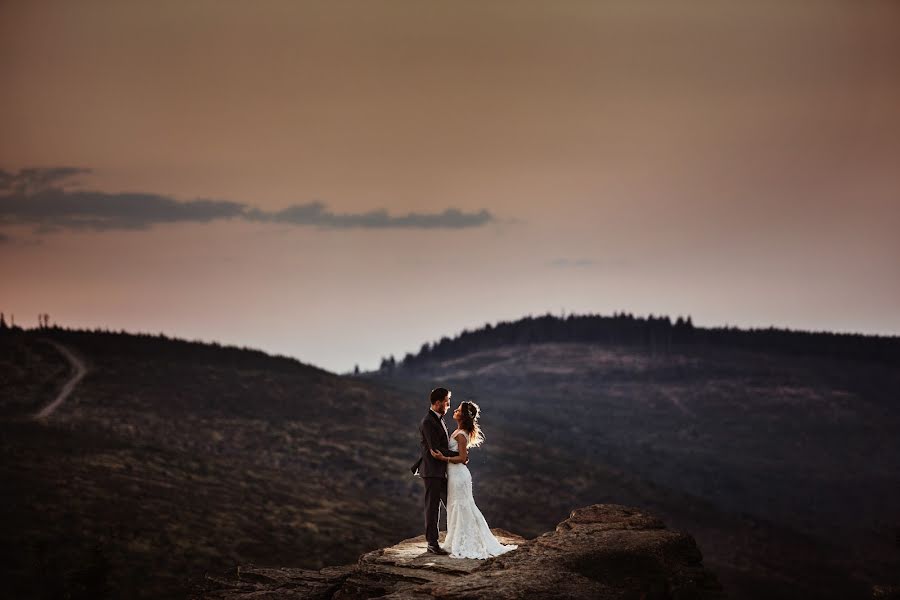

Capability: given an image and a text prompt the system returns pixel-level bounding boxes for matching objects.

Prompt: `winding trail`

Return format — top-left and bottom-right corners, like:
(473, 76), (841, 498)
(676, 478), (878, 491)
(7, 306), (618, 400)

(34, 339), (88, 420)
(659, 387), (696, 418)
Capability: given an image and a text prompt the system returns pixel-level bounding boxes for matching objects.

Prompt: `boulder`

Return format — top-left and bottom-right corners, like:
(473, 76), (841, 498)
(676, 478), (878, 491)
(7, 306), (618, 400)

(194, 504), (724, 599)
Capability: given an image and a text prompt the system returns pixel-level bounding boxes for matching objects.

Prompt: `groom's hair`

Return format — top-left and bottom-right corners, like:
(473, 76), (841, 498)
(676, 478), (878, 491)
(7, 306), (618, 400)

(430, 387), (450, 405)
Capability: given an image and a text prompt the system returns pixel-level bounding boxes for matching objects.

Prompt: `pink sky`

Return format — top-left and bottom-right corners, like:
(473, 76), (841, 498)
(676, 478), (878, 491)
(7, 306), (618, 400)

(2, 1), (899, 372)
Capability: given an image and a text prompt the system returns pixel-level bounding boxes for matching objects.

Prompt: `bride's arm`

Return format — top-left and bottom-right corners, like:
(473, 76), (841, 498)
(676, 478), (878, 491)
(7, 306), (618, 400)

(431, 433), (468, 464)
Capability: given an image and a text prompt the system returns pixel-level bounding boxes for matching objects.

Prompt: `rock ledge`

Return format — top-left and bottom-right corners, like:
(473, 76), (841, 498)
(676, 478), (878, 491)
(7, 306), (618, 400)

(194, 504), (725, 599)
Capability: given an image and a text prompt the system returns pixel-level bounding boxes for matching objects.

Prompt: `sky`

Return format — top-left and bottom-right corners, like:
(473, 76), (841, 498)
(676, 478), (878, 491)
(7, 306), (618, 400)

(2, 0), (899, 373)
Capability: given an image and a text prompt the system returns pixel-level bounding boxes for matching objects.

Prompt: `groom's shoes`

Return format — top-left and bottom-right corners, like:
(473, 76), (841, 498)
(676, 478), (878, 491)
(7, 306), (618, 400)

(426, 544), (450, 555)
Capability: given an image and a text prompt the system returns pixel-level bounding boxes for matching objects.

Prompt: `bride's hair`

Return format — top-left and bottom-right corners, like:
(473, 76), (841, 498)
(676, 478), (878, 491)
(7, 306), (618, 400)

(458, 401), (484, 447)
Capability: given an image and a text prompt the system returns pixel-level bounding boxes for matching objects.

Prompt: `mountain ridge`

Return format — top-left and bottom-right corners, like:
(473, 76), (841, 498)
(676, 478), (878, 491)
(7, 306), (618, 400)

(2, 320), (898, 598)
(376, 312), (900, 374)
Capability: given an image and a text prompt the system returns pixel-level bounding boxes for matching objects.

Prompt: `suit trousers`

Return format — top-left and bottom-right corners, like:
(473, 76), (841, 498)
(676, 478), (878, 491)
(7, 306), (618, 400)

(423, 475), (448, 547)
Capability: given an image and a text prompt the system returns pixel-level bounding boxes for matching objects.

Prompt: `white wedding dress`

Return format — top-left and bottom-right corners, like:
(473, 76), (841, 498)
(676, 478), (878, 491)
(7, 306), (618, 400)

(443, 429), (518, 559)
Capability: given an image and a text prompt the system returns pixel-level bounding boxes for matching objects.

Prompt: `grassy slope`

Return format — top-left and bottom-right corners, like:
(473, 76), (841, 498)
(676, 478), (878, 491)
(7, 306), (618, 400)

(1, 330), (426, 599)
(2, 329), (898, 599)
(365, 342), (900, 599)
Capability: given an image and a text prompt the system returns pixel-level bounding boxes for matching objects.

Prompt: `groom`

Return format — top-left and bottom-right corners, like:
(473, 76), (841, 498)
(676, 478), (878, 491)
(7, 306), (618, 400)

(410, 387), (464, 555)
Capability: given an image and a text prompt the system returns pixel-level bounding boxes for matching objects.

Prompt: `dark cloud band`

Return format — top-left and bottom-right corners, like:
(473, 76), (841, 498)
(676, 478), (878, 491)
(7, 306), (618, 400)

(251, 201), (493, 229)
(0, 166), (92, 195)
(0, 188), (248, 232)
(0, 167), (496, 233)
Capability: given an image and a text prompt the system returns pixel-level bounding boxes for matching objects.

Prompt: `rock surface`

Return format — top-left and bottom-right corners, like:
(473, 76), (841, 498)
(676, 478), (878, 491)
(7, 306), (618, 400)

(193, 504), (725, 599)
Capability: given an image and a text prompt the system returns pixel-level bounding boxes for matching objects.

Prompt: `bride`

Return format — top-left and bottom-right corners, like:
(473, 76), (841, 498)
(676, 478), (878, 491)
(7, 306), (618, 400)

(429, 401), (518, 559)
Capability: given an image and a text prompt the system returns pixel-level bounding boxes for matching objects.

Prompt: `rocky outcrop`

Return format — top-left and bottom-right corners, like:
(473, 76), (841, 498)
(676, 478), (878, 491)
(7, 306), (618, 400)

(194, 504), (725, 599)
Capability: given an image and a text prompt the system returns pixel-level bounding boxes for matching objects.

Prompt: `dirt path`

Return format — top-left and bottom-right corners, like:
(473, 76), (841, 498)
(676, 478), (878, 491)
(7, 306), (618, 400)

(34, 340), (88, 420)
(659, 387), (696, 418)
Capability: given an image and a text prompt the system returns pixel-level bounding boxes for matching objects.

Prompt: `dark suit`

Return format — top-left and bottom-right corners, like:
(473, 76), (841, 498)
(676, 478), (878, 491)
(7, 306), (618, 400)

(410, 410), (459, 547)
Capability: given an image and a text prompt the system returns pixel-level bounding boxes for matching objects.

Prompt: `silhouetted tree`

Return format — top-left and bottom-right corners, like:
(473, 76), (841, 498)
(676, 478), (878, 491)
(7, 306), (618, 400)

(387, 310), (899, 369)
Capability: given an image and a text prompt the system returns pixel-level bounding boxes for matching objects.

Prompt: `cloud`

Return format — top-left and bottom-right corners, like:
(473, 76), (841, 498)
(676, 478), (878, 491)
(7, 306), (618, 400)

(0, 167), (92, 195)
(0, 167), (497, 233)
(1, 187), (249, 232)
(250, 201), (494, 229)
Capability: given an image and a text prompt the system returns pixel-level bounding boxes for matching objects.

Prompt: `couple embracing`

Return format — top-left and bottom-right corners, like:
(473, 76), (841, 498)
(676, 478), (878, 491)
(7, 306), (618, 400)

(410, 387), (518, 559)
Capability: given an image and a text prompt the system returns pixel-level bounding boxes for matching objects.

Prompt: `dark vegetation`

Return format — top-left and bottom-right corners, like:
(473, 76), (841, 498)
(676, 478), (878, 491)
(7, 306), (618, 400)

(379, 312), (900, 373)
(2, 312), (898, 599)
(1, 326), (428, 599)
(372, 313), (900, 599)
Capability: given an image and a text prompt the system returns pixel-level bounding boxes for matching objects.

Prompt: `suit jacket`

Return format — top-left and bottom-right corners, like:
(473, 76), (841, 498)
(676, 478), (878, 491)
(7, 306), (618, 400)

(411, 410), (459, 477)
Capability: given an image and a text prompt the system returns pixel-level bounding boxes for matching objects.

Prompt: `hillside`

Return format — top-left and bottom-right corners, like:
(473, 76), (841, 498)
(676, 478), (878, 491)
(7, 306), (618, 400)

(2, 326), (719, 599)
(367, 317), (900, 599)
(1, 328), (430, 599)
(379, 312), (900, 372)
(2, 318), (899, 599)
